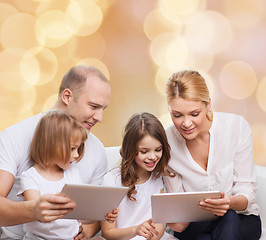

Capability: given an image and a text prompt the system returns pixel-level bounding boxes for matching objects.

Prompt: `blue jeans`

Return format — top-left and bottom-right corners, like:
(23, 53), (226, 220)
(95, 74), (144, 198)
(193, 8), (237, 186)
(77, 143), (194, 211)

(174, 210), (262, 240)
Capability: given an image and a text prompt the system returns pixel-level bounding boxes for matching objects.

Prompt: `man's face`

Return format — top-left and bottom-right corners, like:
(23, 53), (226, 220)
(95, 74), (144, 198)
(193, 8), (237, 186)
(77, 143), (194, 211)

(65, 75), (111, 131)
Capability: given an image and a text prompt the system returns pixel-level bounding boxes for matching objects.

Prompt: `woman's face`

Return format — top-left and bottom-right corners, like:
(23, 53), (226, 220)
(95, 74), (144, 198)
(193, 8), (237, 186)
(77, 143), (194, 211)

(168, 97), (210, 141)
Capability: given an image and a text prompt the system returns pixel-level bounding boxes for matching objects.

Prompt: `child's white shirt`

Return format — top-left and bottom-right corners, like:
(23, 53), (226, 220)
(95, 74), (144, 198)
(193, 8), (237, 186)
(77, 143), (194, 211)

(18, 165), (82, 240)
(103, 168), (175, 240)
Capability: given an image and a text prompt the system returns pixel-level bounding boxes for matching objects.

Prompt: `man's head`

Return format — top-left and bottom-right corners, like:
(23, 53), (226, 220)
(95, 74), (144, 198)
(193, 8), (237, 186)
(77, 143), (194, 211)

(55, 65), (111, 131)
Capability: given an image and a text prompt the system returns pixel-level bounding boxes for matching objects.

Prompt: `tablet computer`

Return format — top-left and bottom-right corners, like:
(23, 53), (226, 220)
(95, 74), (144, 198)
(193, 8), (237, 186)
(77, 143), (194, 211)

(61, 183), (128, 220)
(151, 191), (222, 223)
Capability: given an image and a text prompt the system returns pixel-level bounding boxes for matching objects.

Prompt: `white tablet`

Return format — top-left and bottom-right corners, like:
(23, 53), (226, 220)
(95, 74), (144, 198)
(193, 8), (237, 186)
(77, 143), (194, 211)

(151, 191), (222, 223)
(61, 183), (128, 220)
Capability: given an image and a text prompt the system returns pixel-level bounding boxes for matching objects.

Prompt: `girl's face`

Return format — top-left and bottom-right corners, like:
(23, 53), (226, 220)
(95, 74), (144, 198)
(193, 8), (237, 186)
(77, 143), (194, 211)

(57, 139), (81, 170)
(135, 135), (163, 174)
(168, 97), (210, 141)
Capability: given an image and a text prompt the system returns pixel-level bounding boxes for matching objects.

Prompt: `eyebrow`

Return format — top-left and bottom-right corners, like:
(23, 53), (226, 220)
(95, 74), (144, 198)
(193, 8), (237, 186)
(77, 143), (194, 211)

(171, 108), (203, 114)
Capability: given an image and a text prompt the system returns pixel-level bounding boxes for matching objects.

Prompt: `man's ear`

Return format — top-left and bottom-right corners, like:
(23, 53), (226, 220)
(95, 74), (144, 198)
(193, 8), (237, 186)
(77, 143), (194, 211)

(61, 88), (73, 105)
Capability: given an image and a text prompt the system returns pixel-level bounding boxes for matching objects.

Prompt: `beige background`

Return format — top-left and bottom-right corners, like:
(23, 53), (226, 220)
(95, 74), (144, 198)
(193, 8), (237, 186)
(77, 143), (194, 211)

(0, 0), (265, 165)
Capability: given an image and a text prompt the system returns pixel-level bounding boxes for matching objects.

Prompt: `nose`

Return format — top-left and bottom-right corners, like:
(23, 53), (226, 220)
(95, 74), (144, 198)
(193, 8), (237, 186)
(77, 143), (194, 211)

(93, 109), (103, 123)
(148, 151), (157, 160)
(72, 149), (79, 160)
(183, 117), (192, 128)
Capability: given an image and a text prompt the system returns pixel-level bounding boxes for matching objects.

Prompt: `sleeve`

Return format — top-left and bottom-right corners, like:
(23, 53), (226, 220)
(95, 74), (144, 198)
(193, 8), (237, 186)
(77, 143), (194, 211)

(17, 169), (40, 196)
(232, 116), (256, 212)
(90, 147), (108, 185)
(102, 169), (121, 187)
(0, 130), (20, 176)
(163, 172), (184, 193)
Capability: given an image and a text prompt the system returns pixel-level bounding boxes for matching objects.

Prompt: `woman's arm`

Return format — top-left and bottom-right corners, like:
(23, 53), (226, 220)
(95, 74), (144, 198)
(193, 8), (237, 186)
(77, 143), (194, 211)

(101, 219), (163, 240)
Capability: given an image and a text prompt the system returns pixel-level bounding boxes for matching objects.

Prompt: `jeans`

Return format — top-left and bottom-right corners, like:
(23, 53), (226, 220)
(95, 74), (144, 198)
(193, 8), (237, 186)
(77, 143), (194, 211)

(174, 210), (262, 240)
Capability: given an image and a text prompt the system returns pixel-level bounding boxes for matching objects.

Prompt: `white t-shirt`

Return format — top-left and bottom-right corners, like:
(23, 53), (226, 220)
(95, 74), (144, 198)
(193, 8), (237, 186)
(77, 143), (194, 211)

(0, 113), (107, 239)
(103, 168), (175, 240)
(18, 166), (82, 240)
(164, 112), (259, 216)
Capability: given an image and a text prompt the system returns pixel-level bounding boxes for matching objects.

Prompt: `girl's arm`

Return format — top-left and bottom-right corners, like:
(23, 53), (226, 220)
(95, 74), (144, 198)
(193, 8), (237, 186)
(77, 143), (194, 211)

(101, 218), (163, 240)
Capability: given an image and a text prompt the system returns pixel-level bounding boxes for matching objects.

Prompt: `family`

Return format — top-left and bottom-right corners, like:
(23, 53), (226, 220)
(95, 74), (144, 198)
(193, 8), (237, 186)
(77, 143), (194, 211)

(0, 65), (262, 240)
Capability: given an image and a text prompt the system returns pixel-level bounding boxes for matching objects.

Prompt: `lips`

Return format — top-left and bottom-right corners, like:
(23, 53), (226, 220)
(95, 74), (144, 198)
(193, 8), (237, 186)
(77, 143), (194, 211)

(83, 121), (95, 130)
(144, 161), (157, 168)
(182, 127), (195, 134)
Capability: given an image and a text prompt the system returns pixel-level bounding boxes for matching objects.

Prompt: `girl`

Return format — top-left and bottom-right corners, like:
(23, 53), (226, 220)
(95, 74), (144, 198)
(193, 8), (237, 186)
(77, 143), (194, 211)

(18, 110), (111, 240)
(101, 112), (177, 240)
(164, 70), (261, 239)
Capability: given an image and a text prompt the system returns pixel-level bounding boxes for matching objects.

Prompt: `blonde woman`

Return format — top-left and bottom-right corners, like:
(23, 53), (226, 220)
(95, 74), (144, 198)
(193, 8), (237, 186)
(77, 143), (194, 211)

(164, 70), (261, 240)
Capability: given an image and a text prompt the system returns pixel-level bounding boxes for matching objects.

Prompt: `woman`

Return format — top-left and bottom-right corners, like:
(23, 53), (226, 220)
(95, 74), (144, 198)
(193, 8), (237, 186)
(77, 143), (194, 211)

(164, 70), (261, 240)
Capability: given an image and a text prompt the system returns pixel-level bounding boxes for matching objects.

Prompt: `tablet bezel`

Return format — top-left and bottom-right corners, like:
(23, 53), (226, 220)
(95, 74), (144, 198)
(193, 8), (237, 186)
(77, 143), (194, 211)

(61, 183), (128, 220)
(151, 191), (222, 223)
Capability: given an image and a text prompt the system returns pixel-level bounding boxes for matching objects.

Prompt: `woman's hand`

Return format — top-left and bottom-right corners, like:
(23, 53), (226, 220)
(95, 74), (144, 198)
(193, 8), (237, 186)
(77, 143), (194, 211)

(135, 219), (159, 239)
(198, 192), (230, 216)
(105, 208), (119, 223)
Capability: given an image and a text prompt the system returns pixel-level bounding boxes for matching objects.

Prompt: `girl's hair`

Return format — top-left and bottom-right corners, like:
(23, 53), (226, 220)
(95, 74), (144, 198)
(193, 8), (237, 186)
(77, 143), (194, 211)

(30, 110), (88, 168)
(166, 70), (213, 121)
(120, 112), (174, 201)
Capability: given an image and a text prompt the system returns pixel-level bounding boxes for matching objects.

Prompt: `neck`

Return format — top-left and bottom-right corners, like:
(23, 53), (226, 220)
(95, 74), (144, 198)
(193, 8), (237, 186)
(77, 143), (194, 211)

(34, 163), (64, 181)
(136, 168), (151, 184)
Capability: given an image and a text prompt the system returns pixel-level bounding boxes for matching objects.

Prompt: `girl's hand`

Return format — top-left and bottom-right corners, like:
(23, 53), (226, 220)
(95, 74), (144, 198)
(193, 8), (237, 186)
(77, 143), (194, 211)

(198, 192), (230, 216)
(167, 222), (189, 233)
(105, 208), (119, 223)
(74, 225), (87, 240)
(135, 219), (159, 239)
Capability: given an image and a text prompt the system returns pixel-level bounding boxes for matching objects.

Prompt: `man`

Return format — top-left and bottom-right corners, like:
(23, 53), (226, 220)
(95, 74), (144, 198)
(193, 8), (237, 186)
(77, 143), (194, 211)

(0, 65), (111, 239)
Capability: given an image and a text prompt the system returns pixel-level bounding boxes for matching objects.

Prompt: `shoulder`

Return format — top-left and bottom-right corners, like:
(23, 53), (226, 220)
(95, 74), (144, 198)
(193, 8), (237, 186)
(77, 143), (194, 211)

(103, 168), (121, 186)
(1, 114), (42, 137)
(213, 112), (250, 131)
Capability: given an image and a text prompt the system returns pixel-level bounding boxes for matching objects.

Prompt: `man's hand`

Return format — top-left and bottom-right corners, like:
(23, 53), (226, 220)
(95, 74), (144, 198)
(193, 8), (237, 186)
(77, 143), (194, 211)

(33, 193), (76, 222)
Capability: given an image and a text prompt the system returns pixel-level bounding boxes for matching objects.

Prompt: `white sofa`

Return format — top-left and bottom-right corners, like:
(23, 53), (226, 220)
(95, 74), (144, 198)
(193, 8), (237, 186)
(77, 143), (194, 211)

(105, 146), (266, 239)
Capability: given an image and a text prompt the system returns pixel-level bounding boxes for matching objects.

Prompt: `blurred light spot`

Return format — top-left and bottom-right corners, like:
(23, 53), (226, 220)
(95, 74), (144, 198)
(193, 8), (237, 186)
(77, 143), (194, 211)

(35, 10), (72, 48)
(150, 32), (180, 68)
(76, 58), (110, 81)
(159, 0), (200, 18)
(185, 11), (233, 55)
(0, 110), (33, 132)
(256, 77), (266, 112)
(166, 36), (189, 71)
(36, 0), (69, 15)
(159, 112), (172, 129)
(42, 93), (58, 111)
(184, 52), (213, 73)
(252, 124), (266, 166)
(219, 61), (257, 100)
(155, 67), (173, 96)
(1, 13), (39, 50)
(224, 0), (263, 30)
(68, 33), (106, 59)
(0, 48), (33, 91)
(0, 86), (36, 114)
(20, 47), (58, 86)
(65, 0), (103, 36)
(0, 3), (18, 29)
(14, 0), (40, 14)
(143, 9), (182, 41)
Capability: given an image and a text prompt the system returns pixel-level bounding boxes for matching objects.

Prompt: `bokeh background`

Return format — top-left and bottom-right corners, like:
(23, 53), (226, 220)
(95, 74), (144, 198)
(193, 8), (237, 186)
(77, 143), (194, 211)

(0, 0), (265, 165)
